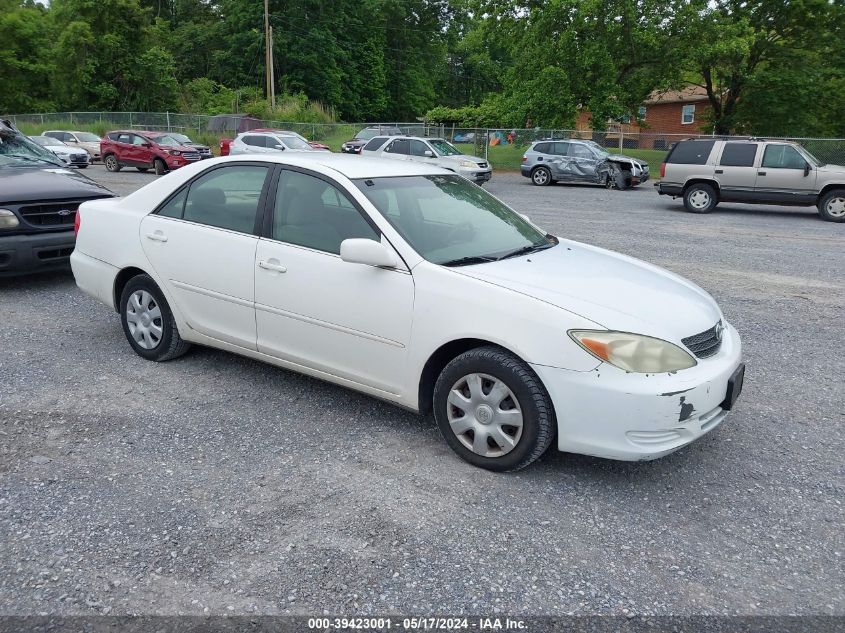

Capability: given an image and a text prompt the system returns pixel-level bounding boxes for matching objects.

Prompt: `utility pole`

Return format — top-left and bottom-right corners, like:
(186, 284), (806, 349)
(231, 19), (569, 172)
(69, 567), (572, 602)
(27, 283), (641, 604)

(264, 0), (271, 104)
(269, 25), (276, 108)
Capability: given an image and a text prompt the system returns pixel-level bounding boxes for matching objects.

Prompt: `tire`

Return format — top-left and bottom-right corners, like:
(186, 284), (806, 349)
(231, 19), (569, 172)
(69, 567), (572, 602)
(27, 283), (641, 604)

(104, 154), (121, 172)
(617, 169), (633, 190)
(683, 183), (718, 213)
(119, 274), (191, 362)
(531, 166), (552, 186)
(77, 165), (88, 169)
(433, 346), (555, 472)
(817, 189), (845, 222)
(136, 167), (149, 173)
(154, 158), (167, 176)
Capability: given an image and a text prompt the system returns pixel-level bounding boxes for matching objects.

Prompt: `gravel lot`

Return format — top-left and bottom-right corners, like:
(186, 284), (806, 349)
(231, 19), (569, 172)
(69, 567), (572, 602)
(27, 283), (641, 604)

(1, 164), (843, 617)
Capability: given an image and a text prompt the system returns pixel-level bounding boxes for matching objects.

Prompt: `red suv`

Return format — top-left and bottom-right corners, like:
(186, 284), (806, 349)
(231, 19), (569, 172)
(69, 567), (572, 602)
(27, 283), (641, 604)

(101, 130), (203, 175)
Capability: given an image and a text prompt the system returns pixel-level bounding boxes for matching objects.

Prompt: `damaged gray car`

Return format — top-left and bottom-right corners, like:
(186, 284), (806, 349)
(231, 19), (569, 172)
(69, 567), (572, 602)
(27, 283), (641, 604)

(521, 139), (649, 189)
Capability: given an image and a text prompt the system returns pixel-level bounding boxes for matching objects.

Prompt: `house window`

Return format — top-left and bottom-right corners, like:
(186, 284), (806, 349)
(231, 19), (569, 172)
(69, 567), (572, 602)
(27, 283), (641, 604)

(682, 104), (695, 124)
(638, 106), (647, 120)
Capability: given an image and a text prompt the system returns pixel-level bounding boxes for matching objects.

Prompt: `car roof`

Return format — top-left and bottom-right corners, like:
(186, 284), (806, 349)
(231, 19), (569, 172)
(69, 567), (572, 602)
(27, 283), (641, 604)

(237, 131), (297, 138)
(207, 153), (447, 179)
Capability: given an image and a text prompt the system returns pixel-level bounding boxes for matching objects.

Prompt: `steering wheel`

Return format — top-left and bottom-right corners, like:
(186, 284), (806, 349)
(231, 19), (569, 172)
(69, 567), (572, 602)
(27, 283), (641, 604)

(444, 221), (476, 244)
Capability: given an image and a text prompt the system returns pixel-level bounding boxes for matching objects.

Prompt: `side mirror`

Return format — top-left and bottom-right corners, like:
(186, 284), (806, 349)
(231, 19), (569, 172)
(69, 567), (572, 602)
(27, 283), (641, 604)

(804, 162), (811, 177)
(340, 238), (398, 268)
(274, 144), (285, 151)
(424, 150), (434, 158)
(142, 142), (152, 148)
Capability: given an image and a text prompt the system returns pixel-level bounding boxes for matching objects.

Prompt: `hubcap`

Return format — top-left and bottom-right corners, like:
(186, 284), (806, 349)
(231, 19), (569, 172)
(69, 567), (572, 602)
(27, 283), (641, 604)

(126, 290), (163, 350)
(533, 169), (548, 185)
(446, 373), (524, 458)
(689, 189), (710, 209)
(826, 196), (845, 217)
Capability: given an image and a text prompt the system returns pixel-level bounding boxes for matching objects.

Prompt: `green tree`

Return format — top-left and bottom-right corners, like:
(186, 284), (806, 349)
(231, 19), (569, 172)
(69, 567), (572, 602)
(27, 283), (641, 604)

(0, 1), (55, 113)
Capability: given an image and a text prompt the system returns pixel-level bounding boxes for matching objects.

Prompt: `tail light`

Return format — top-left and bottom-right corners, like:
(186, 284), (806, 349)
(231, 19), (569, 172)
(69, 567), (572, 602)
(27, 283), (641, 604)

(73, 209), (81, 237)
(660, 162), (666, 178)
(522, 155), (527, 163)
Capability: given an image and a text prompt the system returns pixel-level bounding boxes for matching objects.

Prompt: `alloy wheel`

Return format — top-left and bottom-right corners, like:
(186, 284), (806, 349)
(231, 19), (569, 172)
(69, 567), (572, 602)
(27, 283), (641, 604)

(446, 373), (524, 458)
(532, 168), (549, 185)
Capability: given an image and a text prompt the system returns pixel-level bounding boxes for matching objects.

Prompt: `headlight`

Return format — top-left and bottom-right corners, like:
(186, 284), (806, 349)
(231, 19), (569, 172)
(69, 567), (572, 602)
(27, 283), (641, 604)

(167, 150), (181, 156)
(0, 209), (20, 229)
(459, 160), (479, 168)
(569, 330), (697, 373)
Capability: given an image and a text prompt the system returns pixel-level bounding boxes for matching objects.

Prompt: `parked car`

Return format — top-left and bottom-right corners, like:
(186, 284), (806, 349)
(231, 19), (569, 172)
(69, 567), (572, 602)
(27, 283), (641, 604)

(341, 126), (403, 154)
(229, 131), (317, 155)
(0, 119), (114, 275)
(101, 130), (203, 175)
(29, 136), (91, 168)
(656, 138), (845, 222)
(152, 132), (213, 159)
(220, 129), (329, 156)
(521, 139), (649, 188)
(43, 130), (103, 162)
(363, 136), (492, 185)
(71, 153), (743, 471)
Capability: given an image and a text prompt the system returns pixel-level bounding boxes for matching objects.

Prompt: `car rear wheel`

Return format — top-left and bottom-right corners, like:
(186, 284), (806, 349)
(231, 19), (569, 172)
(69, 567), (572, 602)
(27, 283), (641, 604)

(818, 189), (845, 222)
(433, 346), (555, 472)
(531, 166), (552, 186)
(119, 274), (191, 362)
(154, 158), (167, 176)
(104, 154), (121, 172)
(683, 183), (718, 213)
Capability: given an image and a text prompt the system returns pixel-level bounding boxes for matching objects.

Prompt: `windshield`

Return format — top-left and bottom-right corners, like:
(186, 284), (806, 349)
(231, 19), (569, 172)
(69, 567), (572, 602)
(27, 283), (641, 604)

(583, 140), (609, 157)
(279, 136), (311, 150)
(355, 175), (554, 265)
(75, 132), (101, 142)
(155, 135), (185, 147)
(356, 129), (378, 141)
(429, 140), (463, 156)
(167, 133), (192, 144)
(0, 133), (63, 166)
(799, 146), (823, 167)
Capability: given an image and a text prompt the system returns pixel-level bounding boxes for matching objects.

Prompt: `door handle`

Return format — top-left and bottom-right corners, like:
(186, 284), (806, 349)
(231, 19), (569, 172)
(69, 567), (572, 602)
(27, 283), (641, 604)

(258, 260), (287, 273)
(714, 169), (724, 174)
(145, 231), (168, 242)
(758, 171), (766, 176)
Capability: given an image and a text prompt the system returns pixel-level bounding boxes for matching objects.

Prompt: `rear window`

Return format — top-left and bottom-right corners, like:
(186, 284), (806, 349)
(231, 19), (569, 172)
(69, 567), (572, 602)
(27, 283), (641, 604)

(363, 137), (389, 151)
(720, 143), (757, 167)
(666, 140), (716, 165)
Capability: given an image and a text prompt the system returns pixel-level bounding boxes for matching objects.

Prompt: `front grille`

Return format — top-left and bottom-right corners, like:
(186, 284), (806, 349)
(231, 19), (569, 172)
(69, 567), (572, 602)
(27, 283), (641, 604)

(182, 152), (201, 161)
(19, 203), (78, 227)
(682, 321), (723, 359)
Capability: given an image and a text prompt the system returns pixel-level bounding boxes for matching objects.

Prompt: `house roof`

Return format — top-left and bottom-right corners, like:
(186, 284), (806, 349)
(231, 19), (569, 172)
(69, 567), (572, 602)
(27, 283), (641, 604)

(646, 85), (710, 105)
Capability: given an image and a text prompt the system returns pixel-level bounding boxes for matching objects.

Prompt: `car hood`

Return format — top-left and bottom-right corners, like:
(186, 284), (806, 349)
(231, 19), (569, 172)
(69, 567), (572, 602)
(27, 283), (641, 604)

(186, 142), (210, 151)
(0, 166), (114, 203)
(606, 153), (646, 166)
(452, 239), (721, 342)
(442, 154), (487, 167)
(817, 163), (845, 175)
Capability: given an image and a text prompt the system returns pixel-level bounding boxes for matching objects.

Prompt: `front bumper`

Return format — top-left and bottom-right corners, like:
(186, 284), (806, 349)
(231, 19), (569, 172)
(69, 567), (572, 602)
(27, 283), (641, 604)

(0, 230), (76, 276)
(532, 323), (743, 461)
(460, 168), (492, 184)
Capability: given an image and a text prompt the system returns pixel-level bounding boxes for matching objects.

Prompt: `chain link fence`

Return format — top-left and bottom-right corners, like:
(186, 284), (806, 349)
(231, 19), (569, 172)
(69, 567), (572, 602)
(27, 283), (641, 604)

(4, 112), (844, 168)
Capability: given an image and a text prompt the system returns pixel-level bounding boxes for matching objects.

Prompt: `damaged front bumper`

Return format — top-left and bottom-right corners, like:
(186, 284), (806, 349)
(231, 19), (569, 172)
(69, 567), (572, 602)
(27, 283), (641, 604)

(531, 322), (743, 461)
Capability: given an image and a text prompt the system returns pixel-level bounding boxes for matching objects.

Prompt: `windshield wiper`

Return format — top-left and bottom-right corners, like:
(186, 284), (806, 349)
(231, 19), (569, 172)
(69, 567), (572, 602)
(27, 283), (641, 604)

(497, 241), (556, 261)
(439, 255), (498, 267)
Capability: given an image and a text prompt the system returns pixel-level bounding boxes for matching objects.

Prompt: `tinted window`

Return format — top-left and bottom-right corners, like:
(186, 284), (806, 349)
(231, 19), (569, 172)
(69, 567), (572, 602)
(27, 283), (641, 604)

(720, 143), (758, 167)
(666, 140), (716, 165)
(533, 142), (551, 154)
(569, 144), (595, 159)
(158, 189), (187, 219)
(762, 145), (807, 169)
(116, 133), (132, 144)
(410, 140), (431, 157)
(384, 139), (410, 155)
(363, 137), (389, 151)
(183, 165), (269, 233)
(273, 170), (378, 254)
(552, 142), (570, 155)
(242, 135), (266, 147)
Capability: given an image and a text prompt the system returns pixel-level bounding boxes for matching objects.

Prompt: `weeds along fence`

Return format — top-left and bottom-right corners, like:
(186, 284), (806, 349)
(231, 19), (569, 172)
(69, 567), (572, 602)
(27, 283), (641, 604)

(5, 112), (845, 168)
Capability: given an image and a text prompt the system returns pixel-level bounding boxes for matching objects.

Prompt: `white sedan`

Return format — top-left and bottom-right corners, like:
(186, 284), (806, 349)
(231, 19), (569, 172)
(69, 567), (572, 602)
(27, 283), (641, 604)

(71, 154), (744, 471)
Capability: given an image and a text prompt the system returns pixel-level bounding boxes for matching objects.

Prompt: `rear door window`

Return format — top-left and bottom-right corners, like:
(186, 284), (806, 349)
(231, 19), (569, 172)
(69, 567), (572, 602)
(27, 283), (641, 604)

(182, 165), (270, 234)
(552, 142), (570, 155)
(719, 143), (758, 167)
(384, 139), (410, 155)
(666, 140), (716, 164)
(242, 135), (266, 147)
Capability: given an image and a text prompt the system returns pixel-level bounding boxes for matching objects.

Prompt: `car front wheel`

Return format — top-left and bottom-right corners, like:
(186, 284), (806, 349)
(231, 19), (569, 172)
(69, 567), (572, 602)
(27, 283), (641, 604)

(433, 346), (555, 472)
(818, 189), (845, 222)
(154, 158), (167, 176)
(683, 183), (718, 213)
(531, 166), (552, 186)
(119, 274), (191, 362)
(104, 154), (121, 172)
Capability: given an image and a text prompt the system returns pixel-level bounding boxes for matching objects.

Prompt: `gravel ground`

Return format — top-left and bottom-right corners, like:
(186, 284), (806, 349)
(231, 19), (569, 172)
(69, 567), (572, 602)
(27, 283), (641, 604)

(1, 165), (843, 617)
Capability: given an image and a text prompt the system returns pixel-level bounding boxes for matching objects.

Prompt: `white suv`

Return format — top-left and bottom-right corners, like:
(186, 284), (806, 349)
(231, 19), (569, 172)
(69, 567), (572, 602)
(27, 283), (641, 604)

(230, 131), (316, 155)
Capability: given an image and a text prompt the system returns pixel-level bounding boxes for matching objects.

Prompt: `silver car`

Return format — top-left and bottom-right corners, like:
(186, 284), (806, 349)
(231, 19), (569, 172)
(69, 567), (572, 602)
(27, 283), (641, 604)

(229, 131), (316, 155)
(29, 136), (90, 168)
(521, 139), (648, 189)
(362, 136), (492, 184)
